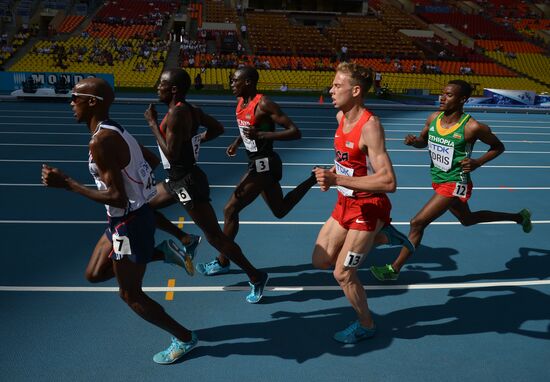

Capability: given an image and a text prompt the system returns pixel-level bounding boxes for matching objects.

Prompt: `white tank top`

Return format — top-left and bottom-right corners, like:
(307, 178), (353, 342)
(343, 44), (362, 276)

(88, 120), (157, 217)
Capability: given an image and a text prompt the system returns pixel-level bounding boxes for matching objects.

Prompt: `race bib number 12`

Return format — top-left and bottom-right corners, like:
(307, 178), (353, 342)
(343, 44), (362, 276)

(453, 182), (468, 198)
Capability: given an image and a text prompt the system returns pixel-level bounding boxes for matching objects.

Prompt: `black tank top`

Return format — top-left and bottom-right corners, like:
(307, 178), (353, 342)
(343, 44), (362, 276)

(159, 101), (200, 180)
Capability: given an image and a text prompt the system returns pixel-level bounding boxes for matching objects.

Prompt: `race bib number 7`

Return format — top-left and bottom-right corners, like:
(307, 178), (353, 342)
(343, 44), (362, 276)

(112, 232), (132, 259)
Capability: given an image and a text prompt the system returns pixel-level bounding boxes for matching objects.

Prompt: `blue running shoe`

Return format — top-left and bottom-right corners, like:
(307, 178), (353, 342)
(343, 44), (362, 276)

(381, 224), (415, 253)
(157, 240), (194, 276)
(184, 234), (202, 260)
(246, 272), (269, 304)
(333, 321), (376, 344)
(195, 258), (230, 276)
(153, 332), (198, 365)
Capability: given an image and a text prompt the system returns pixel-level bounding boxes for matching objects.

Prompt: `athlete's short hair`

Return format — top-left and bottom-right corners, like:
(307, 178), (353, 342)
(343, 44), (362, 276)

(165, 68), (191, 95)
(74, 77), (114, 106)
(236, 66), (259, 85)
(336, 62), (374, 98)
(448, 79), (473, 99)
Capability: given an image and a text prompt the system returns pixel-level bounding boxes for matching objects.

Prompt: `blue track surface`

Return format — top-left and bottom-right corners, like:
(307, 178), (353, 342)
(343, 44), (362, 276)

(0, 100), (549, 382)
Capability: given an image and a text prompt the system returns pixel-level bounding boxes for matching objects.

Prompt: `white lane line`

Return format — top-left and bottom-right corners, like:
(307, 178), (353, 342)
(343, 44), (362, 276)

(0, 116), (548, 128)
(3, 183), (550, 190)
(1, 220), (549, 225)
(0, 142), (536, 157)
(4, 136), (550, 144)
(4, 130), (550, 141)
(2, 159), (550, 168)
(1, 279), (549, 293)
(0, 110), (548, 124)
(2, 143), (550, 155)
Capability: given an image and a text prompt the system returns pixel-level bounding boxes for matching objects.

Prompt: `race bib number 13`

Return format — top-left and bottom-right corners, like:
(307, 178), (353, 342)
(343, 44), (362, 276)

(344, 251), (365, 268)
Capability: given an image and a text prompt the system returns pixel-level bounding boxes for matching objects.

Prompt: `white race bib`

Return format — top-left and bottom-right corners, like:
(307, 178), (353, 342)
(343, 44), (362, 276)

(453, 182), (468, 198)
(428, 141), (454, 172)
(112, 232), (131, 259)
(334, 160), (354, 197)
(344, 251), (365, 268)
(255, 157), (270, 173)
(138, 162), (157, 201)
(174, 184), (192, 204)
(239, 126), (258, 152)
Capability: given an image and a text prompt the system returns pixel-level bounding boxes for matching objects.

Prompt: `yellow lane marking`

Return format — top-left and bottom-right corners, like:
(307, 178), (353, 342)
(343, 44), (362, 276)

(165, 279), (176, 300)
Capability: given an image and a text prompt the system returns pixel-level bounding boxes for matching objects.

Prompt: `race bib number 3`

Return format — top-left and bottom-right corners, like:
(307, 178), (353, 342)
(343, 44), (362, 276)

(453, 182), (468, 198)
(255, 157), (270, 173)
(343, 251), (365, 268)
(112, 232), (132, 259)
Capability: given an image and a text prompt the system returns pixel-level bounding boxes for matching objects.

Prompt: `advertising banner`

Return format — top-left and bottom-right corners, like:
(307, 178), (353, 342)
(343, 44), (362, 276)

(483, 88), (536, 105)
(1, 71), (115, 98)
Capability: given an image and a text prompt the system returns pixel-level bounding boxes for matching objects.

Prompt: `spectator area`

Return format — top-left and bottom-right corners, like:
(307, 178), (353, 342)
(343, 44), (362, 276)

(181, 67), (548, 94)
(10, 37), (168, 87)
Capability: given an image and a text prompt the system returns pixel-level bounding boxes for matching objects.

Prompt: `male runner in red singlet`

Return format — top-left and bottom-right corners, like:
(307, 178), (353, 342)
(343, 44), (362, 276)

(370, 80), (532, 282)
(195, 66), (317, 275)
(144, 68), (269, 306)
(312, 62), (402, 343)
(41, 78), (195, 364)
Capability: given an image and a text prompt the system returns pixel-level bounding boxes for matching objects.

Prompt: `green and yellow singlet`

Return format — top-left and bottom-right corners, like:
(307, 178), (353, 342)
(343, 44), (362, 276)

(427, 112), (473, 184)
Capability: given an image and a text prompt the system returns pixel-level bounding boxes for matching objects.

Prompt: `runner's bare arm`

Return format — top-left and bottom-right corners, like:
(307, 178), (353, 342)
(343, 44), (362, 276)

(42, 133), (129, 208)
(251, 96), (301, 141)
(404, 112), (436, 148)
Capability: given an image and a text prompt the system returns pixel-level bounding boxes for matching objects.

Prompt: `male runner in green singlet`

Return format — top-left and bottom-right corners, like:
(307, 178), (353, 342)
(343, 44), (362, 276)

(370, 80), (532, 281)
